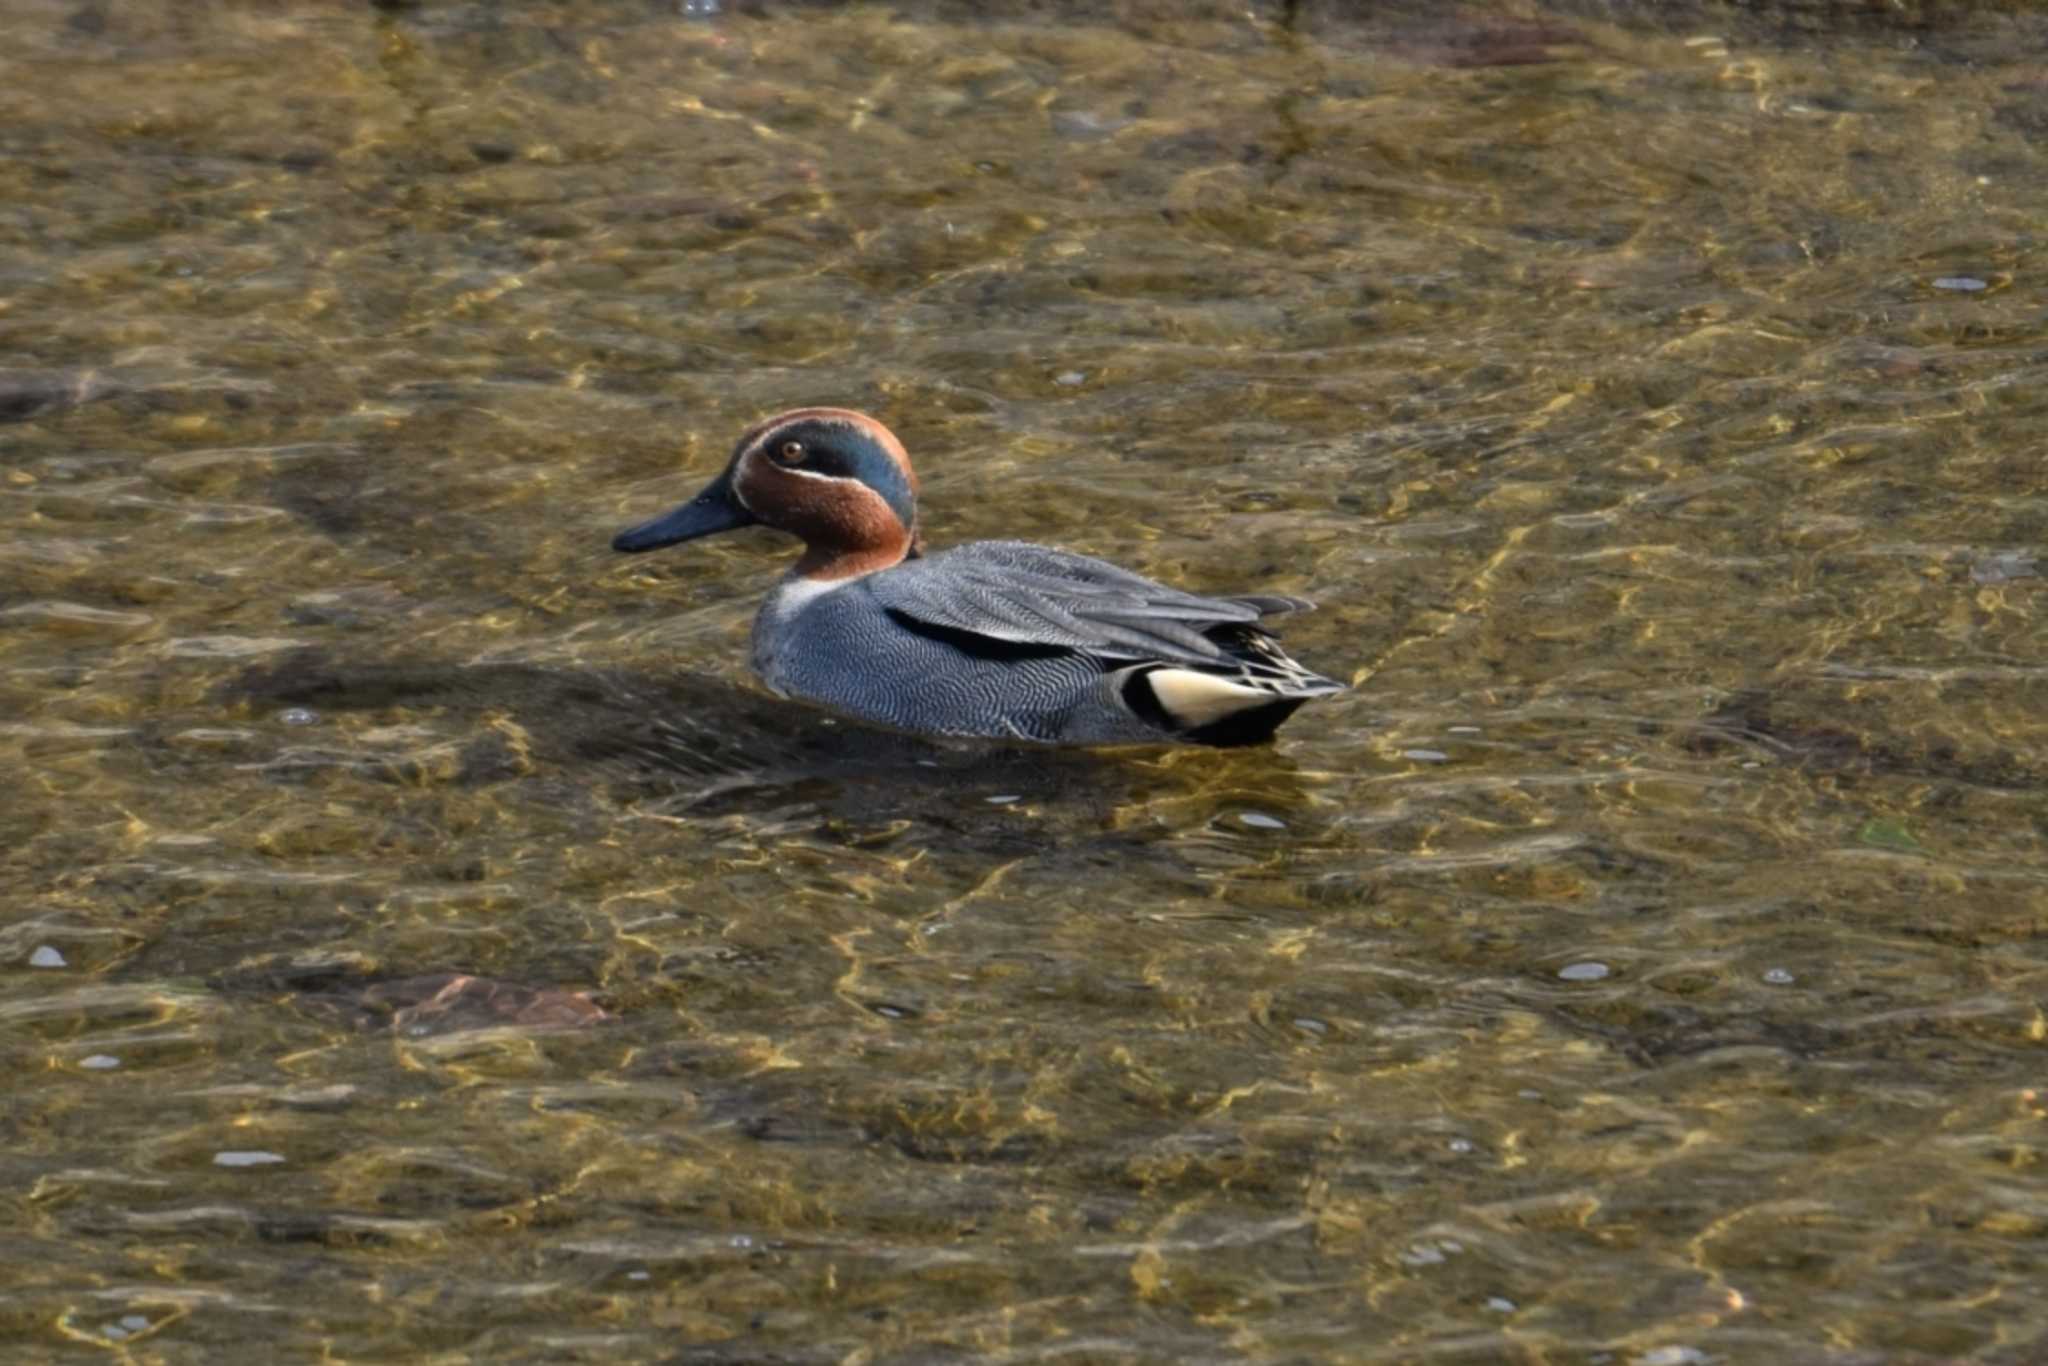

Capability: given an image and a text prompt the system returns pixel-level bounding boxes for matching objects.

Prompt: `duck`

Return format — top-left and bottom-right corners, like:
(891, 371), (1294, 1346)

(611, 408), (1343, 746)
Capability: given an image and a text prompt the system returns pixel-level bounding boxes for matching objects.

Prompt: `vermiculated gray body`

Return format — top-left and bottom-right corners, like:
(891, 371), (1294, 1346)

(750, 540), (1339, 745)
(756, 582), (1152, 743)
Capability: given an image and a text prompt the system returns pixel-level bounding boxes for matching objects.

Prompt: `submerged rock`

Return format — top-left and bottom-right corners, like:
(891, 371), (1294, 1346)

(0, 368), (114, 423)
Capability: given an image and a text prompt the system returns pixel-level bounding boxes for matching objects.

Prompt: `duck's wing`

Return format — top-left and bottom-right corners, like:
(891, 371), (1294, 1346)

(863, 540), (1311, 666)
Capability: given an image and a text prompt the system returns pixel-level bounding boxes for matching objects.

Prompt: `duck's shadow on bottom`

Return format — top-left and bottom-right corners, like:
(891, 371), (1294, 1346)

(224, 649), (1298, 851)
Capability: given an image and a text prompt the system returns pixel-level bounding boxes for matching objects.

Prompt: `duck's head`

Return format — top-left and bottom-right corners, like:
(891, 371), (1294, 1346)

(612, 408), (921, 579)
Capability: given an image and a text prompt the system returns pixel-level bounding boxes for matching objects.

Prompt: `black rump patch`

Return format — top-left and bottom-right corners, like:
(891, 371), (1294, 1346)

(1183, 697), (1304, 747)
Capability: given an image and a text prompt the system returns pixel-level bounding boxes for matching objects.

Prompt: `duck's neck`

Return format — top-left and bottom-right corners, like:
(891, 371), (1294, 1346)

(795, 533), (914, 581)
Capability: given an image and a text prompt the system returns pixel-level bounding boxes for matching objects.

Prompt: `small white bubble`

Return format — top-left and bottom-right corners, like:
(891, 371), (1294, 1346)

(1637, 1348), (1708, 1366)
(1558, 961), (1611, 982)
(1400, 1244), (1447, 1266)
(1402, 748), (1449, 762)
(1054, 371), (1087, 386)
(1239, 811), (1286, 830)
(213, 1150), (286, 1168)
(279, 707), (318, 726)
(1762, 967), (1795, 985)
(1932, 276), (1987, 292)
(1447, 1138), (1474, 1154)
(29, 945), (67, 969)
(120, 1315), (149, 1332)
(1486, 1295), (1516, 1312)
(730, 1234), (753, 1249)
(1447, 725), (1481, 735)
(627, 1270), (651, 1281)
(80, 1055), (121, 1070)
(985, 794), (1020, 805)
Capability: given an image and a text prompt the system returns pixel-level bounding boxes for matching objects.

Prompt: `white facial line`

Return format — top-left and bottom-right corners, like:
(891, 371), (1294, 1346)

(733, 449), (848, 515)
(739, 444), (859, 500)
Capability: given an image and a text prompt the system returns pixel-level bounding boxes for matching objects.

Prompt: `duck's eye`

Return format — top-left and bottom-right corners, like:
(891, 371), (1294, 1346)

(775, 440), (805, 465)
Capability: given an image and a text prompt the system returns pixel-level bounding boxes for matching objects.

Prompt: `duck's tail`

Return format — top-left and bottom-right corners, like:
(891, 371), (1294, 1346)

(1120, 624), (1344, 746)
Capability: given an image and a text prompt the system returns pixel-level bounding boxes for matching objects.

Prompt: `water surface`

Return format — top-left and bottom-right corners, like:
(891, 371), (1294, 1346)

(4, 1), (2047, 1360)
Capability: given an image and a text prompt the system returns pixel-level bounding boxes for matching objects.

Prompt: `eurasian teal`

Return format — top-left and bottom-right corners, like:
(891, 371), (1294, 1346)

(612, 408), (1343, 746)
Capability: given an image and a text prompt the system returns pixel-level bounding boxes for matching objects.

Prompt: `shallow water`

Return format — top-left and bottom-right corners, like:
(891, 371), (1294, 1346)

(4, 0), (2047, 1360)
